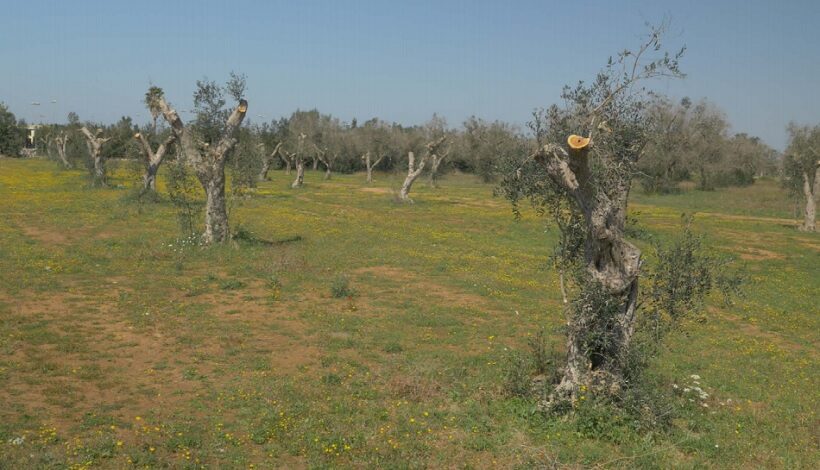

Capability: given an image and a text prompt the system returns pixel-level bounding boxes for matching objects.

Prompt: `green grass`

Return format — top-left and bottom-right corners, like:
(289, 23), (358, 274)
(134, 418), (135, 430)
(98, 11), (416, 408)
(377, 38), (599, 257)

(0, 157), (817, 468)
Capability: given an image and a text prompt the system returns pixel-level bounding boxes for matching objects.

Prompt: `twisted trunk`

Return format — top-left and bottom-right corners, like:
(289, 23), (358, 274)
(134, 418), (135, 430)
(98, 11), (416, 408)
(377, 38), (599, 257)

(314, 145), (334, 181)
(80, 127), (110, 184)
(134, 132), (175, 191)
(400, 137), (446, 202)
(799, 166), (819, 232)
(54, 133), (71, 168)
(399, 151), (425, 201)
(283, 154), (292, 175)
(362, 152), (385, 184)
(536, 141), (641, 404)
(428, 151), (448, 188)
(258, 142), (282, 181)
(155, 96), (247, 244)
(292, 158), (305, 188)
(202, 160), (229, 243)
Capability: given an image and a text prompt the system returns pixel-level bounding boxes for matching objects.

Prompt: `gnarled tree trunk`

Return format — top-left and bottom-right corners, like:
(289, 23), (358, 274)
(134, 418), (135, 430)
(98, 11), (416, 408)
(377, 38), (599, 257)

(134, 132), (175, 191)
(800, 166), (819, 232)
(80, 127), (110, 183)
(428, 150), (449, 188)
(399, 137), (447, 202)
(282, 153), (292, 175)
(399, 151), (425, 202)
(54, 132), (71, 168)
(315, 145), (334, 180)
(535, 139), (641, 404)
(202, 160), (229, 243)
(292, 158), (305, 188)
(155, 96), (248, 244)
(362, 152), (385, 184)
(258, 142), (283, 181)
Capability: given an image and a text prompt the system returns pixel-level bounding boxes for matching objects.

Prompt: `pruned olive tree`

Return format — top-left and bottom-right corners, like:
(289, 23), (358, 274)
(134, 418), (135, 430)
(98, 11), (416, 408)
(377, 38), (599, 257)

(783, 123), (820, 232)
(399, 136), (446, 202)
(258, 118), (288, 181)
(54, 130), (72, 168)
(133, 131), (175, 192)
(499, 25), (702, 407)
(258, 141), (283, 181)
(285, 133), (307, 188)
(424, 115), (450, 188)
(134, 87), (176, 192)
(316, 121), (348, 180)
(149, 74), (249, 244)
(358, 119), (395, 183)
(80, 126), (111, 184)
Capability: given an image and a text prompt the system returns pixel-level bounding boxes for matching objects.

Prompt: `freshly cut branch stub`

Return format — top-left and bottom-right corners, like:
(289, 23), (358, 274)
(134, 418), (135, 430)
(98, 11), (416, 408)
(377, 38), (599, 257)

(567, 135), (591, 150)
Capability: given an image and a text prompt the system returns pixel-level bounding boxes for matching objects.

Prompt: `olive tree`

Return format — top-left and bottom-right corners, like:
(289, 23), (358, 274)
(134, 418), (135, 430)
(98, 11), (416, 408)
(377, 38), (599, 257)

(150, 73), (249, 244)
(54, 130), (72, 168)
(286, 110), (325, 188)
(399, 135), (447, 202)
(500, 25), (692, 406)
(284, 133), (308, 188)
(424, 115), (450, 188)
(686, 101), (730, 191)
(80, 126), (111, 184)
(258, 117), (288, 181)
(783, 123), (820, 232)
(358, 119), (396, 183)
(638, 97), (692, 193)
(133, 87), (176, 191)
(460, 117), (526, 183)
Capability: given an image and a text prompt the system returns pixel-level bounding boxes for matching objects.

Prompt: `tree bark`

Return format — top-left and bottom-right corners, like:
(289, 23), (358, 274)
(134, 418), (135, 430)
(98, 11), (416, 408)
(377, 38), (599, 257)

(315, 145), (334, 180)
(80, 127), (110, 184)
(292, 158), (305, 188)
(428, 150), (449, 188)
(134, 132), (175, 191)
(362, 152), (385, 184)
(283, 154), (292, 175)
(203, 160), (229, 243)
(399, 137), (446, 202)
(258, 142), (283, 181)
(535, 141), (641, 404)
(155, 96), (247, 244)
(799, 167), (819, 232)
(399, 151), (425, 202)
(54, 132), (71, 168)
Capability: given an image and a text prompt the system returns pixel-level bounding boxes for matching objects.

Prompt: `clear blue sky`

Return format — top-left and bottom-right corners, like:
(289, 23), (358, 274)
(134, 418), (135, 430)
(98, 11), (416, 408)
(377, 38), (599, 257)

(1, 0), (818, 150)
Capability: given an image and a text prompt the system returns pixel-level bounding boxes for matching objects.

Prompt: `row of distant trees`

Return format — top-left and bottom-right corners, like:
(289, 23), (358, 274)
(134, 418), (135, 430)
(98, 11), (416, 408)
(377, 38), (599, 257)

(2, 97), (783, 190)
(0, 88), (817, 232)
(639, 97), (780, 192)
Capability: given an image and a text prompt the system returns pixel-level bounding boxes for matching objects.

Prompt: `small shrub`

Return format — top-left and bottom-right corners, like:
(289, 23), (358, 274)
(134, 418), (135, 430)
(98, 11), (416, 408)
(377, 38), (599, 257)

(267, 275), (282, 300)
(219, 279), (246, 290)
(330, 274), (356, 298)
(527, 328), (557, 376)
(502, 350), (532, 397)
(383, 342), (403, 353)
(322, 373), (342, 385)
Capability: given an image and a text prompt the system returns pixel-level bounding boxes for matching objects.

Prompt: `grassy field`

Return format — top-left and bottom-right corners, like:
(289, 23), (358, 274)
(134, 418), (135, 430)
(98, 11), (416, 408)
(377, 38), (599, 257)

(0, 158), (817, 469)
